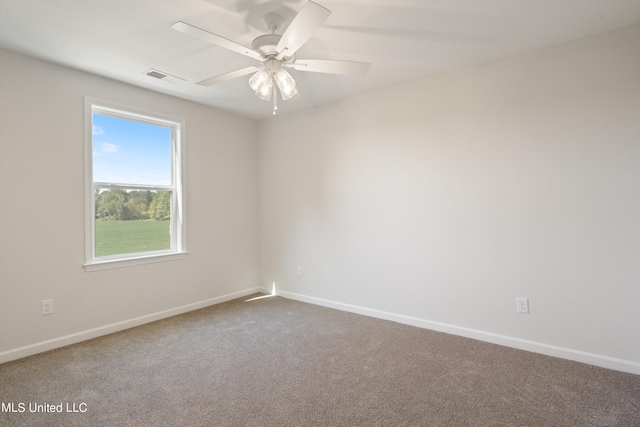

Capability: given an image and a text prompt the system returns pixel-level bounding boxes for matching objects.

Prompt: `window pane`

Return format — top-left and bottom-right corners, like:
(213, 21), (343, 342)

(95, 189), (171, 257)
(85, 100), (185, 269)
(92, 114), (172, 186)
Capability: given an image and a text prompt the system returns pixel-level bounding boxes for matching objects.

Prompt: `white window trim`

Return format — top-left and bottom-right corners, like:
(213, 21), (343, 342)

(84, 97), (187, 271)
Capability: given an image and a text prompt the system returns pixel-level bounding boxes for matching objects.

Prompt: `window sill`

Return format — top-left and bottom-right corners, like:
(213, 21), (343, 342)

(84, 252), (188, 272)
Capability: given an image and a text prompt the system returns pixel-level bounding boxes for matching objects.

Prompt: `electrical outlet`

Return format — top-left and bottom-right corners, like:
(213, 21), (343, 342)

(516, 297), (529, 314)
(42, 299), (54, 315)
(296, 266), (302, 277)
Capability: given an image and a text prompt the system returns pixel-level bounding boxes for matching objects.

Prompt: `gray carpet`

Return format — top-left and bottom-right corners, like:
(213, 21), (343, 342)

(1, 294), (638, 426)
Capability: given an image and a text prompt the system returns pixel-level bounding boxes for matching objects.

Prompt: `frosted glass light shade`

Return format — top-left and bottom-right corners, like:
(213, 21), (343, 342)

(274, 69), (298, 100)
(249, 70), (270, 91)
(255, 79), (273, 101)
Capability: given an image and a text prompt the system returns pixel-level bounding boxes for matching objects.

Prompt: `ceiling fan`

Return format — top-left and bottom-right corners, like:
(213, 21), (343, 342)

(171, 0), (370, 114)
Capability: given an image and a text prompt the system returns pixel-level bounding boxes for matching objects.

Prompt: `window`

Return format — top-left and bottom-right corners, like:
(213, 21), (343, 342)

(84, 98), (186, 271)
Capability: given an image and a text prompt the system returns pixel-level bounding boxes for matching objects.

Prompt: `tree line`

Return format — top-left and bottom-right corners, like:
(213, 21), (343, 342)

(95, 189), (170, 221)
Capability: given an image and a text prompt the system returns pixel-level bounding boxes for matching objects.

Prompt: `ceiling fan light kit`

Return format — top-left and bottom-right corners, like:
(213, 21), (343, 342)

(171, 0), (370, 115)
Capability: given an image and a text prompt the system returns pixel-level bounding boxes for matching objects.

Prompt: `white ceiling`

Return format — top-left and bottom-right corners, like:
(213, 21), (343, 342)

(1, 0), (639, 120)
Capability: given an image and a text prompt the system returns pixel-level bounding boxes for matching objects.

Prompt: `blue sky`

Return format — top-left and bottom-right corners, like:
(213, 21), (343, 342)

(92, 114), (172, 186)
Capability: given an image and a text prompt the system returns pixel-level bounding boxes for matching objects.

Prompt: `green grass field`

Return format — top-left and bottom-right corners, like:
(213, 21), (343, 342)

(95, 220), (170, 257)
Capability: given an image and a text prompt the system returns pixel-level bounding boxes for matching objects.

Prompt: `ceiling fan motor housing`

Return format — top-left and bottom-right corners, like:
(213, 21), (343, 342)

(251, 34), (282, 57)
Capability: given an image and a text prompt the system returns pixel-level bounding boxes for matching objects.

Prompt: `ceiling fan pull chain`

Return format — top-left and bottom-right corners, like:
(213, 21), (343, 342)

(272, 86), (278, 115)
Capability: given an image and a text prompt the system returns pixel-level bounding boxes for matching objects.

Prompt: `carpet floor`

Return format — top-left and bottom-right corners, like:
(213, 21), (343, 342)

(1, 294), (639, 426)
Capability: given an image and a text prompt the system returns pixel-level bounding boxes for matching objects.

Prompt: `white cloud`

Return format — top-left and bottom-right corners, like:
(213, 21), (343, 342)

(92, 125), (105, 136)
(99, 142), (119, 154)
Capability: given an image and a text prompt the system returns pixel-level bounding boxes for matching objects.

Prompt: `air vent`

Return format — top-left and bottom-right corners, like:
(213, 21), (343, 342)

(147, 70), (167, 79)
(143, 69), (186, 84)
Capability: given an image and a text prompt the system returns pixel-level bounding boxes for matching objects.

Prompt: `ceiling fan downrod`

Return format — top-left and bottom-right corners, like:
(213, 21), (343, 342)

(263, 13), (283, 34)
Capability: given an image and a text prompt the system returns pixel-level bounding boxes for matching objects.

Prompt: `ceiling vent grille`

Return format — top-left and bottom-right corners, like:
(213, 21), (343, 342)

(143, 69), (186, 84)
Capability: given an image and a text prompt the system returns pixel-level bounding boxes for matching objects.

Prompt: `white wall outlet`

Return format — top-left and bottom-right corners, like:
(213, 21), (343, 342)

(516, 297), (529, 314)
(42, 299), (54, 315)
(296, 266), (303, 277)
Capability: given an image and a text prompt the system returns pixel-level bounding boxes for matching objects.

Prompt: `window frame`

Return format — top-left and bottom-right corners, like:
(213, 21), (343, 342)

(84, 97), (187, 271)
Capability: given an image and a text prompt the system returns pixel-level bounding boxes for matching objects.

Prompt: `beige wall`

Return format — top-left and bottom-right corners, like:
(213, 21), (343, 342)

(0, 49), (259, 360)
(258, 25), (640, 373)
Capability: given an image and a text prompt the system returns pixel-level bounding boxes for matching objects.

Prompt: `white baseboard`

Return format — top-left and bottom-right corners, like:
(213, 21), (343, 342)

(0, 287), (264, 365)
(4, 286), (638, 375)
(275, 290), (640, 376)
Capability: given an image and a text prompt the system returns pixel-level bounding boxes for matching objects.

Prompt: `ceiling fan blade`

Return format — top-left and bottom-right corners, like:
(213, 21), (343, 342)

(171, 21), (264, 61)
(275, 1), (331, 59)
(291, 59), (370, 75)
(197, 66), (259, 87)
